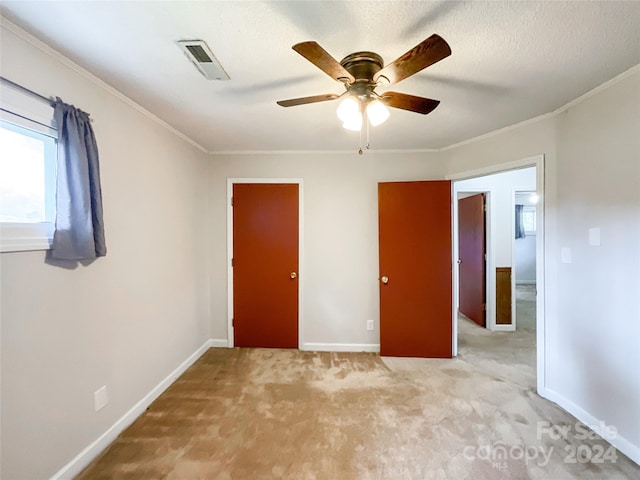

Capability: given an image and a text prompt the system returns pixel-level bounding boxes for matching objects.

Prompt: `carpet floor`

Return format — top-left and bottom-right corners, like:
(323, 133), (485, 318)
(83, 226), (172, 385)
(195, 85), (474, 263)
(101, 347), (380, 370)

(77, 311), (638, 479)
(515, 284), (536, 332)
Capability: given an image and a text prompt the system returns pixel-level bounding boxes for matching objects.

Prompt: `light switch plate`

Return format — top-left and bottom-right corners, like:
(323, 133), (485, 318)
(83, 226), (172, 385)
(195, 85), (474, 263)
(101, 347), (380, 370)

(589, 228), (601, 246)
(94, 385), (109, 411)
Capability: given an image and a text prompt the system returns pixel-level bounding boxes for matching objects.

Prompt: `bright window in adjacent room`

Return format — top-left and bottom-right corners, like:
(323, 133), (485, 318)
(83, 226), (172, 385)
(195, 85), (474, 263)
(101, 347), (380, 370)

(522, 206), (536, 234)
(0, 81), (57, 252)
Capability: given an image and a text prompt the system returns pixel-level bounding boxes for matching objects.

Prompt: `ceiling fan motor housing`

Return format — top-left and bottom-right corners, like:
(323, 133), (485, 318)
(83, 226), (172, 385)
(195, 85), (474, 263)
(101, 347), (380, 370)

(340, 52), (385, 97)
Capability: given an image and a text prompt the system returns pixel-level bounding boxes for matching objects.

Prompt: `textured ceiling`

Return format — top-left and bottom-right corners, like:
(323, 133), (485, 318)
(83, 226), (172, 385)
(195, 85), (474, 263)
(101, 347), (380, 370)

(1, 1), (639, 153)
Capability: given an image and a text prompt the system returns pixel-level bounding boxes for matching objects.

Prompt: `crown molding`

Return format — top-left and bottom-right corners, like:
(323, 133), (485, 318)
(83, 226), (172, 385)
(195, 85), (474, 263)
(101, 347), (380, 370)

(551, 63), (640, 116)
(214, 63), (639, 156)
(0, 17), (208, 154)
(3, 16), (637, 157)
(438, 112), (556, 152)
(440, 63), (640, 152)
(207, 148), (440, 156)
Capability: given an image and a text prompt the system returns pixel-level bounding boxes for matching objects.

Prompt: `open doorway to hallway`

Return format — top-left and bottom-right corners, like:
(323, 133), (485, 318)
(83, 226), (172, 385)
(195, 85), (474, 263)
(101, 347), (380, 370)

(514, 190), (538, 334)
(452, 162), (542, 391)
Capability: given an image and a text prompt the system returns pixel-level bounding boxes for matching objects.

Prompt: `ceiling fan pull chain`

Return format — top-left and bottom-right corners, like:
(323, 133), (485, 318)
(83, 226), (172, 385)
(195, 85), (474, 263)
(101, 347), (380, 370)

(366, 117), (371, 150)
(358, 117), (364, 155)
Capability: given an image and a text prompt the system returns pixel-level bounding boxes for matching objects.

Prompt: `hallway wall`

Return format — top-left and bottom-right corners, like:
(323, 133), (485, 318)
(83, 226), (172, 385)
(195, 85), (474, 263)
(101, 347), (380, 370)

(444, 68), (640, 464)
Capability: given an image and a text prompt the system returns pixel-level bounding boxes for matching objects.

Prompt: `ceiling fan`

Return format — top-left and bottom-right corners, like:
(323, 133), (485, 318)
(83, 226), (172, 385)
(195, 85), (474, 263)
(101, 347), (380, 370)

(277, 34), (452, 134)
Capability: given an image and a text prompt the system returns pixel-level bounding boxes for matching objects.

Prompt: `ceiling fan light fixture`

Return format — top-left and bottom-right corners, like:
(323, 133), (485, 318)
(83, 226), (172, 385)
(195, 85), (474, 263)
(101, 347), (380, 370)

(336, 96), (360, 122)
(337, 96), (363, 131)
(342, 113), (363, 131)
(366, 100), (390, 126)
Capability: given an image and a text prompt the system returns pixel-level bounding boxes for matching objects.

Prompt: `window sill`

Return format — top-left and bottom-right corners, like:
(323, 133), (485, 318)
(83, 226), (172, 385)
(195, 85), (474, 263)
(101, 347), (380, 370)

(1, 223), (53, 253)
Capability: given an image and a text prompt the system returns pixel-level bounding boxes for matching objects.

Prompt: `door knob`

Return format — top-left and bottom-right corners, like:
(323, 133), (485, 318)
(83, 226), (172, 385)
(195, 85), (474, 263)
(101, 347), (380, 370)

(290, 272), (297, 279)
(457, 259), (462, 264)
(380, 275), (389, 284)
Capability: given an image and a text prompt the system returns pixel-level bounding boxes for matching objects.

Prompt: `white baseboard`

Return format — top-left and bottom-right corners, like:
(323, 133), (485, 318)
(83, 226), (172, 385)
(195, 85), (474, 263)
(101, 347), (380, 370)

(300, 342), (380, 352)
(490, 325), (516, 332)
(544, 388), (640, 466)
(49, 339), (213, 480)
(516, 281), (536, 285)
(210, 338), (229, 348)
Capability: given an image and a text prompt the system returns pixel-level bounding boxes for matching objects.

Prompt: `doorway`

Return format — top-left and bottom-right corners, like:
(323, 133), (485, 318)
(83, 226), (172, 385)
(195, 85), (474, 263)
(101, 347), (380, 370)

(227, 179), (303, 348)
(449, 156), (545, 394)
(514, 190), (538, 333)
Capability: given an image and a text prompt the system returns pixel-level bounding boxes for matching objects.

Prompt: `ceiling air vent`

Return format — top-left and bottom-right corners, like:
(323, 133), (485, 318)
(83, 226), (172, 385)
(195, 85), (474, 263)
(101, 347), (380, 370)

(177, 40), (230, 80)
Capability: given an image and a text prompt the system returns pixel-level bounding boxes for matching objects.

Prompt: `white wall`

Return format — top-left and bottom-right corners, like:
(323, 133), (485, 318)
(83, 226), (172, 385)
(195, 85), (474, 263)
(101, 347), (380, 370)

(445, 68), (640, 463)
(455, 168), (536, 268)
(515, 234), (536, 283)
(208, 152), (446, 349)
(0, 23), (211, 479)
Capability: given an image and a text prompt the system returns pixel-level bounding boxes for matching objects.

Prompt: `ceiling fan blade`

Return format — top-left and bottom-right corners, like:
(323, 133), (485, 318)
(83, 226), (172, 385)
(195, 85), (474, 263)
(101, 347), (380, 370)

(277, 93), (340, 107)
(292, 42), (355, 84)
(381, 92), (440, 114)
(375, 34), (451, 85)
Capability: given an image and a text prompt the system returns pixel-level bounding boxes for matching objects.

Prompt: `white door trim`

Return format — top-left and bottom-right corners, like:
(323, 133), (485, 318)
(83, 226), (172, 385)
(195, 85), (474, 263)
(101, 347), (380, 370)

(447, 154), (546, 396)
(226, 178), (304, 349)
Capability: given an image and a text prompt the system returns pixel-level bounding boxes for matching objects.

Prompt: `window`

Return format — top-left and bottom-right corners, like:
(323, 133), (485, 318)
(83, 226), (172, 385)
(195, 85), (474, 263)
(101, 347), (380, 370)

(1, 121), (56, 222)
(522, 206), (536, 235)
(0, 81), (57, 252)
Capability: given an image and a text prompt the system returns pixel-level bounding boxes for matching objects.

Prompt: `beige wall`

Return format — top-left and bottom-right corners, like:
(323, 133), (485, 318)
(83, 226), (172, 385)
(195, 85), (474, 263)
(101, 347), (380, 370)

(0, 24), (211, 479)
(551, 71), (640, 451)
(208, 152), (446, 348)
(443, 117), (557, 175)
(444, 70), (640, 461)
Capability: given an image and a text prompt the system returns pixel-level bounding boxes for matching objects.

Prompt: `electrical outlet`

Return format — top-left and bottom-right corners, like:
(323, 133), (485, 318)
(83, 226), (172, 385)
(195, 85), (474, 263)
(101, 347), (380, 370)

(94, 385), (109, 412)
(366, 319), (374, 331)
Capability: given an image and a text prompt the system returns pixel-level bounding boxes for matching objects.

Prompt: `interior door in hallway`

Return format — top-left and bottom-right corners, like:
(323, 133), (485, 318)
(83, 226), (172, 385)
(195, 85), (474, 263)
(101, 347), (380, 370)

(378, 180), (453, 358)
(233, 183), (299, 348)
(458, 193), (486, 327)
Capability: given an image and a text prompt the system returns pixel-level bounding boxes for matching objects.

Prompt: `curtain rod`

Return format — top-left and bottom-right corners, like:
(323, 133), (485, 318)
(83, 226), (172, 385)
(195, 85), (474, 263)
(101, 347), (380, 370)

(0, 76), (54, 107)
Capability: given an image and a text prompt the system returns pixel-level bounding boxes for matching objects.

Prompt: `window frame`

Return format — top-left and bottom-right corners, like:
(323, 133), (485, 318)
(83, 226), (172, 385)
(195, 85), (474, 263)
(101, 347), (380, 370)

(0, 82), (57, 253)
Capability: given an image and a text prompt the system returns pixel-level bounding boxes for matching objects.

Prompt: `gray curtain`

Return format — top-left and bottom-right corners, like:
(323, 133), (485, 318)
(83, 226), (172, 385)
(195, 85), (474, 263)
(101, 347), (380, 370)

(515, 204), (525, 239)
(50, 97), (106, 261)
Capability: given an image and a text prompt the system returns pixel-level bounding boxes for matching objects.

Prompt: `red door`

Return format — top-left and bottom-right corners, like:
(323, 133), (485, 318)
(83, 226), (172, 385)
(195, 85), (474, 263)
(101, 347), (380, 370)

(378, 181), (453, 358)
(458, 194), (486, 327)
(233, 183), (299, 348)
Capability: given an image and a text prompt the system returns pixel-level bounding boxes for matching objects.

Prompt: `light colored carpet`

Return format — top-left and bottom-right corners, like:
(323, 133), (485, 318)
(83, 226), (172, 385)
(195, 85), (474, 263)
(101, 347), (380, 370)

(516, 284), (536, 332)
(77, 326), (638, 479)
